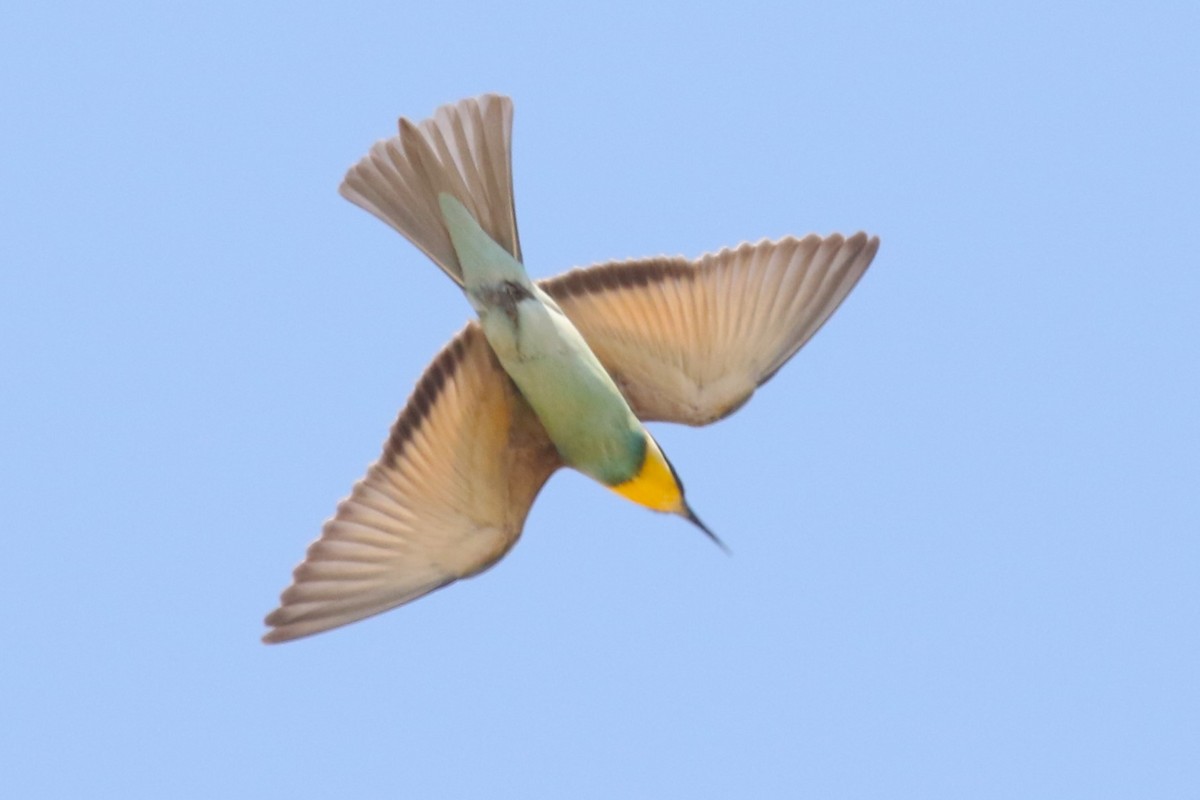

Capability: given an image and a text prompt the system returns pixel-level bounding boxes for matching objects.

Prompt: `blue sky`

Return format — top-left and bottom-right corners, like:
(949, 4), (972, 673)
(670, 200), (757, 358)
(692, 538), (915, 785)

(3, 2), (1197, 797)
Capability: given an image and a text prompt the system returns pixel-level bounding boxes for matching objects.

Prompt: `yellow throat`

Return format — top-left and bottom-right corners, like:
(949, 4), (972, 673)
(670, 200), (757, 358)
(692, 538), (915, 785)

(610, 435), (685, 513)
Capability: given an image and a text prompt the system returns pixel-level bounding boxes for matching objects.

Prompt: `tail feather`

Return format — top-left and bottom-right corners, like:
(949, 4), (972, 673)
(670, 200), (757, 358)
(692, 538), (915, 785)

(339, 94), (522, 286)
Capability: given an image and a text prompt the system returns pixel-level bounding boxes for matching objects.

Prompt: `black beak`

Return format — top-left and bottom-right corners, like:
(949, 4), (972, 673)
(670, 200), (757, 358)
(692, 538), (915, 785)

(684, 505), (730, 554)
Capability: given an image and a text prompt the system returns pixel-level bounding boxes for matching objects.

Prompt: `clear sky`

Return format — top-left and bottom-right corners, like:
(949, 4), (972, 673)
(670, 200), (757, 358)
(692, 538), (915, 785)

(3, 2), (1197, 798)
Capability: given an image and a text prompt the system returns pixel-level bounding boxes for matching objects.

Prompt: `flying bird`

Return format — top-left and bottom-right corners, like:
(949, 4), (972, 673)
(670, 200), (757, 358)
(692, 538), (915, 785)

(264, 94), (879, 643)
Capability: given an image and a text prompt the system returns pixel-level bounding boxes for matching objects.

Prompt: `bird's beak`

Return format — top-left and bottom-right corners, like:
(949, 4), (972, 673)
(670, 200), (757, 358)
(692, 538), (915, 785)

(683, 504), (730, 554)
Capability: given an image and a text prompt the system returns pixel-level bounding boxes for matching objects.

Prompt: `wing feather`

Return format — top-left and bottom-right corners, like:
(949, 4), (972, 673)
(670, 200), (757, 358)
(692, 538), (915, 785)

(540, 233), (880, 425)
(263, 325), (560, 643)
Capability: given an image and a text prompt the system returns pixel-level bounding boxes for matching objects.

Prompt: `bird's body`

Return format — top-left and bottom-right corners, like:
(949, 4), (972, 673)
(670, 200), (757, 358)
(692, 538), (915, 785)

(263, 94), (879, 643)
(440, 193), (648, 487)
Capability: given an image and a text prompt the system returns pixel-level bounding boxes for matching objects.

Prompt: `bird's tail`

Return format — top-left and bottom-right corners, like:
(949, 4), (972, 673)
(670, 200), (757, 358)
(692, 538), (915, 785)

(339, 94), (522, 287)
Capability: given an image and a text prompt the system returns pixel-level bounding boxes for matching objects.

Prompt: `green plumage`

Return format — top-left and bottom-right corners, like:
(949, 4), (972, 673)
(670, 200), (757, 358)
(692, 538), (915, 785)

(439, 194), (646, 486)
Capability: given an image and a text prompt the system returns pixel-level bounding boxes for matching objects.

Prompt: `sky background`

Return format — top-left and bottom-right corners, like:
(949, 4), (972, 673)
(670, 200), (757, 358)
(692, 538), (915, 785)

(3, 2), (1197, 798)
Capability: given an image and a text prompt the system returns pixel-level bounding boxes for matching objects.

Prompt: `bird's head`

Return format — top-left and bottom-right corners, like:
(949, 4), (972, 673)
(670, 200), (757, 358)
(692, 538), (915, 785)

(610, 433), (728, 552)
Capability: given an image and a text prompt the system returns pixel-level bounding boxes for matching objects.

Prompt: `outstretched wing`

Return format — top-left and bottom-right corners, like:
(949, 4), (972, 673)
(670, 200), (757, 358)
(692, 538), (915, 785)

(540, 233), (879, 425)
(339, 94), (521, 286)
(264, 324), (560, 643)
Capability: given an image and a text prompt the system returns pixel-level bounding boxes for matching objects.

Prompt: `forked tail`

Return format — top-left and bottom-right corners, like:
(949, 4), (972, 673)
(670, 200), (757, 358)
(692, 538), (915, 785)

(339, 94), (522, 287)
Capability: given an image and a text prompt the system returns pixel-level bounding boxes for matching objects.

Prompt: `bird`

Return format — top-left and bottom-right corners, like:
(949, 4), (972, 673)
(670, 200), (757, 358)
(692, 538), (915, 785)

(263, 94), (879, 643)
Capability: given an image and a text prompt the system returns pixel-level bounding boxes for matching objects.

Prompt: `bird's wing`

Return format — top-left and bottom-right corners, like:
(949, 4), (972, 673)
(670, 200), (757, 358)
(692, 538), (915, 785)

(539, 234), (880, 425)
(339, 94), (521, 286)
(264, 324), (560, 643)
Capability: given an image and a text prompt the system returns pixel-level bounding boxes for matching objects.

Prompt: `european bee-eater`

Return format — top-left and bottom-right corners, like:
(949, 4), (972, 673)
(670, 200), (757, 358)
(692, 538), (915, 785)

(264, 94), (878, 643)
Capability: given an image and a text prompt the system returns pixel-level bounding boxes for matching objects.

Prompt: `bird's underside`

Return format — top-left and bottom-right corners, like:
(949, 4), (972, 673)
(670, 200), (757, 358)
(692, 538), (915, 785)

(264, 94), (879, 643)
